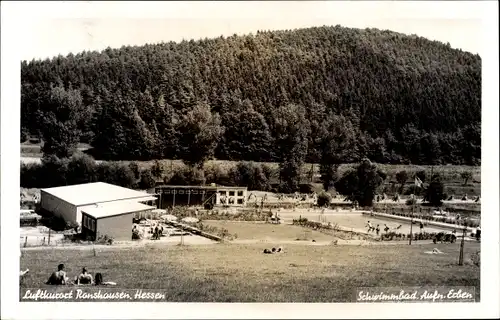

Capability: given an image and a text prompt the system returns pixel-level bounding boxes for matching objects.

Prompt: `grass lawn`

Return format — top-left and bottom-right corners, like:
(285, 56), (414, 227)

(203, 220), (340, 242)
(20, 242), (480, 302)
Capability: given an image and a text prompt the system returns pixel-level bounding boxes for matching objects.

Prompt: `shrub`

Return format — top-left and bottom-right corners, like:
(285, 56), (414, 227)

(405, 198), (417, 206)
(470, 250), (480, 267)
(461, 171), (473, 186)
(21, 130), (29, 143)
(128, 162), (141, 180)
(425, 179), (446, 206)
(334, 159), (385, 206)
(21, 162), (43, 188)
(396, 170), (409, 192)
(66, 153), (97, 185)
(40, 155), (70, 187)
(96, 162), (136, 188)
(230, 161), (270, 191)
(139, 168), (156, 189)
(168, 165), (206, 186)
(151, 160), (164, 179)
(299, 183), (315, 194)
(205, 165), (233, 186)
(317, 191), (332, 207)
(45, 216), (78, 232)
(96, 234), (114, 245)
(261, 164), (276, 185)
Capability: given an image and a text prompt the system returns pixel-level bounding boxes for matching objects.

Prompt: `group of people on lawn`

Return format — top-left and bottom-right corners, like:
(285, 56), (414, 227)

(45, 264), (115, 286)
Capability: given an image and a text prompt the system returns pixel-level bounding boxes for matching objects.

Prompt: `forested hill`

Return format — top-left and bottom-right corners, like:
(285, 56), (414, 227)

(21, 25), (481, 165)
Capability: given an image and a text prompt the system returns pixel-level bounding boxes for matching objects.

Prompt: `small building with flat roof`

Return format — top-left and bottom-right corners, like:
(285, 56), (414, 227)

(40, 182), (157, 225)
(81, 201), (155, 241)
(154, 185), (247, 208)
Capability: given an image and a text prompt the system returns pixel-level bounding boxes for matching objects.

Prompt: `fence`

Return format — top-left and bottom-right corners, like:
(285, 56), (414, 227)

(20, 235), (66, 247)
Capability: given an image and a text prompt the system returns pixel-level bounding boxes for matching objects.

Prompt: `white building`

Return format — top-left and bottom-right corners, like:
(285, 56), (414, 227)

(40, 182), (157, 225)
(81, 201), (155, 241)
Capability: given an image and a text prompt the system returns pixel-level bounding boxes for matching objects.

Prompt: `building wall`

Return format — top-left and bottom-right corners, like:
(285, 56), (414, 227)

(155, 188), (217, 208)
(81, 213), (97, 240)
(216, 188), (247, 206)
(40, 190), (78, 223)
(77, 197), (157, 226)
(96, 213), (134, 241)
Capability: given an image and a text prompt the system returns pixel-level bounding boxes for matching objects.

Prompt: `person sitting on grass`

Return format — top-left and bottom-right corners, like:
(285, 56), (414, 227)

(46, 263), (68, 285)
(75, 267), (93, 285)
(20, 268), (29, 285)
(94, 273), (117, 286)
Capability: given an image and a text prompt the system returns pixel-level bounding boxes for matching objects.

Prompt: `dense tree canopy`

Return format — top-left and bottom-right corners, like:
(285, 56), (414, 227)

(21, 26), (481, 165)
(334, 158), (386, 207)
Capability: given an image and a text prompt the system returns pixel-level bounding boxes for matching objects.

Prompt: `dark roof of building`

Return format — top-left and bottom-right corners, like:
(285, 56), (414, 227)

(155, 185), (217, 190)
(155, 185), (247, 190)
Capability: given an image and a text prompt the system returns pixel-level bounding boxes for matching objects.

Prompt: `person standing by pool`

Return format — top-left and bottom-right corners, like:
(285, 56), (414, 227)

(365, 221), (374, 233)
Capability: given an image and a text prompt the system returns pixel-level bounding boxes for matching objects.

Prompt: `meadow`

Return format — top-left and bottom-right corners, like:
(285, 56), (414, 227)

(20, 242), (480, 302)
(202, 220), (341, 242)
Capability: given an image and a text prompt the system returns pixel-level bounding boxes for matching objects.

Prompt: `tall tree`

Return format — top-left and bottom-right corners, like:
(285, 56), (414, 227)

(334, 158), (385, 207)
(218, 104), (272, 161)
(176, 103), (224, 168)
(39, 85), (87, 158)
(319, 114), (358, 191)
(274, 104), (310, 193)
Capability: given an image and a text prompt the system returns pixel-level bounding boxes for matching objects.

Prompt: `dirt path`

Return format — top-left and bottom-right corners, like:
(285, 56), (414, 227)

(21, 235), (217, 251)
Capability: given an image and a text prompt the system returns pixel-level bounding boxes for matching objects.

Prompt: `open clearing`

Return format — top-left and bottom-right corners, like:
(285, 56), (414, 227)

(203, 220), (341, 243)
(20, 242), (480, 302)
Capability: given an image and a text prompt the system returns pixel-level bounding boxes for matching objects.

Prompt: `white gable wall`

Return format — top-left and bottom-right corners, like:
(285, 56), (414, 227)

(40, 190), (78, 223)
(76, 197), (156, 226)
(96, 213), (134, 241)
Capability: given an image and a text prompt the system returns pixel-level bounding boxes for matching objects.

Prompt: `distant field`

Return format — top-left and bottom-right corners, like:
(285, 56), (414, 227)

(203, 220), (340, 242)
(21, 142), (91, 158)
(20, 243), (480, 302)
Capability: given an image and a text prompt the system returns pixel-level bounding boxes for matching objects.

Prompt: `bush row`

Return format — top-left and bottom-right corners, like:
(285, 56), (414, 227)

(21, 154), (305, 193)
(192, 222), (238, 240)
(292, 217), (374, 241)
(168, 207), (268, 222)
(292, 217), (341, 232)
(379, 231), (443, 241)
(21, 154), (153, 190)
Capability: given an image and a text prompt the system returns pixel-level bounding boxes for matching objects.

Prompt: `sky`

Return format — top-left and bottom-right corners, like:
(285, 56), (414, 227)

(8, 1), (487, 61)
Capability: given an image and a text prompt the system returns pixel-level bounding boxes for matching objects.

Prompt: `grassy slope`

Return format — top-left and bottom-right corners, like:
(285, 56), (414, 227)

(20, 243), (480, 302)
